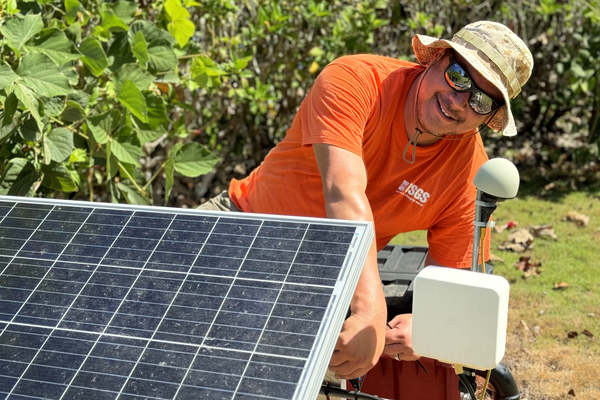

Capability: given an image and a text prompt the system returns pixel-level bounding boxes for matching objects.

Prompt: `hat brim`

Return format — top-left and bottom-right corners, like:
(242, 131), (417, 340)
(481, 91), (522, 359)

(413, 34), (516, 136)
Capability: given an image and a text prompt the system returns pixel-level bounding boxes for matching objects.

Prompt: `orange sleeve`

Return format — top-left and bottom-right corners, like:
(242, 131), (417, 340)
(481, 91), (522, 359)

(300, 61), (380, 158)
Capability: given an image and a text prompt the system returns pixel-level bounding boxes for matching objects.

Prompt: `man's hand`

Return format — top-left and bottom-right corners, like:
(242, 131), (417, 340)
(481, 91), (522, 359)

(329, 312), (386, 379)
(383, 313), (420, 361)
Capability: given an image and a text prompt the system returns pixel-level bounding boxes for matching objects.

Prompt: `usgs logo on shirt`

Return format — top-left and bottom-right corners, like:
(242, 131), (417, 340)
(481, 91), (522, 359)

(396, 180), (430, 206)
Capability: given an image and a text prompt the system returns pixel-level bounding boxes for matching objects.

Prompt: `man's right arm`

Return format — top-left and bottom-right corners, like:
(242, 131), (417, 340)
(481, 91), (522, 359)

(313, 143), (387, 379)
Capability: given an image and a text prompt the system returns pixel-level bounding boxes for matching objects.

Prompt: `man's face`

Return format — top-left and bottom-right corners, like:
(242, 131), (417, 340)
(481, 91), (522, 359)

(416, 50), (504, 136)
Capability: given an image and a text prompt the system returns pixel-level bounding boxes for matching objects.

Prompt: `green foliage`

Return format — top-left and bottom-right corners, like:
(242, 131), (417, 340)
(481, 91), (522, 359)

(0, 0), (220, 205)
(2, 0), (600, 207)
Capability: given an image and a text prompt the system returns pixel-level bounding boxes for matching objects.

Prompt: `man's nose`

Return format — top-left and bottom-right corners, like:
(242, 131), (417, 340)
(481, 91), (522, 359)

(449, 90), (471, 111)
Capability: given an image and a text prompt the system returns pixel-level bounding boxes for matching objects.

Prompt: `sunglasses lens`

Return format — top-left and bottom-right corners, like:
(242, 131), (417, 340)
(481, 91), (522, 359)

(470, 92), (495, 115)
(446, 61), (499, 115)
(445, 64), (471, 89)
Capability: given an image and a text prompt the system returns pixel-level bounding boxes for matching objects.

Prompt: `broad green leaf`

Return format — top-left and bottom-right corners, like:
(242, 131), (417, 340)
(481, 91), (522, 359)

(2, 0), (19, 16)
(0, 121), (19, 143)
(88, 87), (99, 107)
(168, 142), (183, 159)
(117, 181), (151, 205)
(16, 53), (75, 97)
(165, 0), (195, 47)
(2, 93), (18, 127)
(12, 83), (44, 132)
(108, 32), (136, 72)
(147, 41), (178, 72)
(68, 165), (81, 188)
(65, 23), (82, 44)
(132, 31), (149, 66)
(61, 100), (85, 122)
(40, 96), (66, 117)
(233, 55), (253, 71)
(26, 29), (81, 65)
(68, 90), (90, 109)
(114, 64), (155, 92)
(43, 138), (52, 165)
(130, 21), (176, 46)
(133, 93), (168, 142)
(41, 162), (78, 192)
(64, 0), (89, 26)
(0, 13), (44, 54)
(87, 110), (120, 144)
(173, 143), (219, 177)
(133, 124), (165, 143)
(65, 0), (80, 24)
(0, 158), (39, 196)
(110, 139), (140, 166)
(0, 97), (20, 143)
(117, 79), (148, 123)
(69, 148), (88, 163)
(60, 62), (79, 85)
(164, 158), (174, 203)
(46, 128), (73, 162)
(0, 63), (19, 90)
(112, 1), (138, 24)
(80, 37), (109, 77)
(134, 108), (167, 143)
(18, 117), (41, 141)
(110, 125), (141, 166)
(88, 121), (109, 144)
(101, 11), (129, 32)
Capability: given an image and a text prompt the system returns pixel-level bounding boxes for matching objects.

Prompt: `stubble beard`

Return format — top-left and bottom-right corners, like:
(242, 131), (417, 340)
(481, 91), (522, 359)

(415, 93), (469, 139)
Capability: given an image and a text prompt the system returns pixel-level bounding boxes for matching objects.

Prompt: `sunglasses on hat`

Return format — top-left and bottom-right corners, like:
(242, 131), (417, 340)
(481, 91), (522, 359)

(444, 53), (502, 115)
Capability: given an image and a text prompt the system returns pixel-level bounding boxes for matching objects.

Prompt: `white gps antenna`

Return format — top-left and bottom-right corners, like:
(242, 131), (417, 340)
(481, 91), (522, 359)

(471, 158), (519, 272)
(412, 158), (519, 370)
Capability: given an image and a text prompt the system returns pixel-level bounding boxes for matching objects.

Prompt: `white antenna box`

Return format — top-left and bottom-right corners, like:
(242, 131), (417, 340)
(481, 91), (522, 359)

(411, 266), (510, 370)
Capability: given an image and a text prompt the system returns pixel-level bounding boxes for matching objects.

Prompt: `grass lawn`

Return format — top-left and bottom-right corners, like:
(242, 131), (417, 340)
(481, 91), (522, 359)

(390, 189), (600, 400)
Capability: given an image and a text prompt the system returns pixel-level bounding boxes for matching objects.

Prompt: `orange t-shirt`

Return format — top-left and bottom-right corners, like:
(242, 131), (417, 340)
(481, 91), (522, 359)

(229, 55), (490, 268)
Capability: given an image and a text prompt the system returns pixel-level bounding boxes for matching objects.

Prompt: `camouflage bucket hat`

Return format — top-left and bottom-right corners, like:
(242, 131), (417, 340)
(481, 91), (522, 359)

(412, 21), (533, 136)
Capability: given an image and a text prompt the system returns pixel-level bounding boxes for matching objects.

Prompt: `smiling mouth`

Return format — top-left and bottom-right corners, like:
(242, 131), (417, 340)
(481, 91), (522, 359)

(438, 97), (455, 120)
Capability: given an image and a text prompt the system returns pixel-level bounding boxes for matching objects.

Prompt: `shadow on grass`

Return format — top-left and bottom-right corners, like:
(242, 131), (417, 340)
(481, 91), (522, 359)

(516, 170), (600, 202)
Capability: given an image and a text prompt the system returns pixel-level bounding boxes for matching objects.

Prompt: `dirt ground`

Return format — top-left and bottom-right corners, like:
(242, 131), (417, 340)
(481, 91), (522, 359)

(502, 329), (600, 400)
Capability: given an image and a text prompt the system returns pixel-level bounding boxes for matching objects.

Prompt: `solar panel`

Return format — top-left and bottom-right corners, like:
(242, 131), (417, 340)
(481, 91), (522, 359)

(0, 196), (373, 400)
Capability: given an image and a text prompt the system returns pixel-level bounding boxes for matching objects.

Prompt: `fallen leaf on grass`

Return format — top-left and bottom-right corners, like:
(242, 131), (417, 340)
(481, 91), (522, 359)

(529, 224), (558, 240)
(582, 329), (594, 339)
(524, 269), (543, 278)
(520, 319), (530, 332)
(533, 326), (541, 336)
(498, 228), (535, 252)
(563, 211), (590, 227)
(553, 282), (570, 290)
(567, 331), (578, 339)
(494, 220), (519, 234)
(514, 256), (541, 271)
(514, 256), (543, 278)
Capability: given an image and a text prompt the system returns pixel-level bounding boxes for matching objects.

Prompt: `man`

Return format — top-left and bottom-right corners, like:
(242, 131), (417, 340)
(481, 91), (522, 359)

(201, 21), (533, 379)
